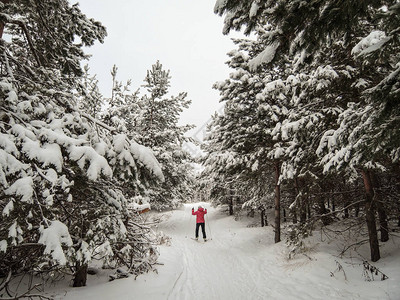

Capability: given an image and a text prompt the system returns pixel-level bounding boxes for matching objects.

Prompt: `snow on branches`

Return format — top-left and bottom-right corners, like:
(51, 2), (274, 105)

(0, 0), (166, 289)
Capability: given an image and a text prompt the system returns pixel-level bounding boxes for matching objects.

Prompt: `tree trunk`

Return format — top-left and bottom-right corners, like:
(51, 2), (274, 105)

(355, 202), (360, 217)
(318, 198), (332, 226)
(274, 162), (281, 243)
(73, 263), (88, 287)
(292, 178), (299, 224)
(371, 172), (389, 242)
(362, 170), (380, 262)
(296, 178), (307, 224)
(395, 164), (400, 227)
(343, 178), (350, 219)
(0, 1), (10, 39)
(228, 196), (233, 216)
(261, 209), (266, 227)
(0, 20), (4, 39)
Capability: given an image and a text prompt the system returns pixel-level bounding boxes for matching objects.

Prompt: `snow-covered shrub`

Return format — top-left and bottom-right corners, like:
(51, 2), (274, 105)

(285, 223), (312, 259)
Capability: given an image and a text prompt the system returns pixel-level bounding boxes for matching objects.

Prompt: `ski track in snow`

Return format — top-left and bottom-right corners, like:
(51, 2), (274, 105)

(59, 203), (399, 300)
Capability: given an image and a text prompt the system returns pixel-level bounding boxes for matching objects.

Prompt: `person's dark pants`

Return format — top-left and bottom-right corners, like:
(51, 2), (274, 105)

(195, 223), (206, 239)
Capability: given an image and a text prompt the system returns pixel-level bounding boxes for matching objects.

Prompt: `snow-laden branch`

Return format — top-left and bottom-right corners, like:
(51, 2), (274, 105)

(81, 112), (164, 182)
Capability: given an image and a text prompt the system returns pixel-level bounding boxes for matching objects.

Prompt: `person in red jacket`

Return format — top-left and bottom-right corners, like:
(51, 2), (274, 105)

(192, 206), (207, 241)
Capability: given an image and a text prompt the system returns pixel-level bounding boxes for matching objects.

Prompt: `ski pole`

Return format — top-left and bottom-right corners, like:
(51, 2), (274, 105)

(206, 212), (212, 240)
(187, 206), (193, 238)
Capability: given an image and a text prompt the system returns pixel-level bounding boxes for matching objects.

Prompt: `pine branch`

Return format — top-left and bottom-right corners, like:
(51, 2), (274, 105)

(81, 112), (116, 133)
(0, 20), (4, 39)
(0, 2), (10, 39)
(0, 270), (12, 292)
(339, 239), (369, 257)
(5, 18), (42, 67)
(309, 199), (365, 222)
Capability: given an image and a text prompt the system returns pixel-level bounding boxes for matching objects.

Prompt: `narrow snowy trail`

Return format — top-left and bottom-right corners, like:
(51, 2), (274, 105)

(151, 203), (394, 300)
(60, 203), (399, 300)
(161, 203), (276, 300)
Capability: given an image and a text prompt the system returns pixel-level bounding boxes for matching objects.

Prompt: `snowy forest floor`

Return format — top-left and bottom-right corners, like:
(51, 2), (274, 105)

(47, 203), (399, 299)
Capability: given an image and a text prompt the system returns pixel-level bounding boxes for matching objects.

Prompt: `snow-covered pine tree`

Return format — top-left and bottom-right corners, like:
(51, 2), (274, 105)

(214, 0), (399, 261)
(201, 112), (243, 216)
(0, 0), (164, 291)
(202, 31), (293, 242)
(107, 61), (196, 209)
(139, 61), (195, 209)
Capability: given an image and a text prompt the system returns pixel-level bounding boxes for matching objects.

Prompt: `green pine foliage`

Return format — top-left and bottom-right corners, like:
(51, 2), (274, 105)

(204, 0), (400, 261)
(0, 0), (165, 290)
(134, 61), (196, 210)
(100, 62), (195, 210)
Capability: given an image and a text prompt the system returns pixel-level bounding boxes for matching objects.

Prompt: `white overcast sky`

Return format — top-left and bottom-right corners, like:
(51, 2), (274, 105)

(77, 0), (244, 136)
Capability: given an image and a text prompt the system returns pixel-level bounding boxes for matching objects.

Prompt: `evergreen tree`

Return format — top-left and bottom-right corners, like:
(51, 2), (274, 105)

(213, 0), (399, 261)
(0, 0), (164, 292)
(136, 61), (195, 209)
(104, 62), (195, 209)
(202, 33), (288, 241)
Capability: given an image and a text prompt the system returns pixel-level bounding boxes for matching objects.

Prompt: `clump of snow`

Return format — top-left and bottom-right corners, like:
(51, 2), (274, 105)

(273, 147), (285, 159)
(76, 241), (91, 264)
(130, 141), (164, 181)
(214, 0), (228, 14)
(281, 162), (295, 180)
(2, 200), (14, 216)
(128, 202), (151, 213)
(352, 78), (369, 89)
(22, 139), (63, 172)
(118, 219), (128, 236)
(5, 177), (34, 203)
(0, 132), (18, 154)
(113, 134), (127, 153)
(351, 31), (390, 56)
(45, 168), (58, 185)
(281, 120), (301, 140)
(40, 127), (86, 148)
(0, 240), (7, 252)
(11, 124), (36, 140)
(249, 1), (260, 18)
(251, 160), (259, 171)
(8, 221), (23, 245)
(17, 100), (33, 112)
(69, 145), (113, 181)
(249, 41), (280, 71)
(264, 79), (285, 93)
(38, 220), (73, 265)
(94, 139), (108, 156)
(6, 90), (18, 103)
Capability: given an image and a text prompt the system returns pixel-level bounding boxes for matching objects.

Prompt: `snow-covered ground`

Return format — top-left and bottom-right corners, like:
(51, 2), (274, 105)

(54, 203), (399, 300)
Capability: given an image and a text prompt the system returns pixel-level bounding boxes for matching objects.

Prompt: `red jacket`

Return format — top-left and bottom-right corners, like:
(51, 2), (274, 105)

(192, 207), (207, 223)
